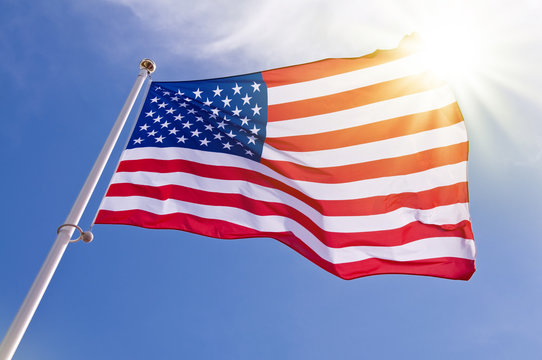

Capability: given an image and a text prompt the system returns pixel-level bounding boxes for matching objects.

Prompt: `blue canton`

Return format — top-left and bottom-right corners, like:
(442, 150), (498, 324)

(128, 73), (267, 162)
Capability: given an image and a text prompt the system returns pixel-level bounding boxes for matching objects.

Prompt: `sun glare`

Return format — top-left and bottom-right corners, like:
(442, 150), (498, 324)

(417, 18), (484, 84)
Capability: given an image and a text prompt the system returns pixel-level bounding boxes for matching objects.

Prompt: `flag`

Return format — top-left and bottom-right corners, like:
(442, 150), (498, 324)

(95, 35), (476, 280)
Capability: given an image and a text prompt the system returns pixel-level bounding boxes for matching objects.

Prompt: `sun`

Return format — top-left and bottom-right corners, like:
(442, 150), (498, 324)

(417, 24), (484, 84)
(401, 2), (489, 89)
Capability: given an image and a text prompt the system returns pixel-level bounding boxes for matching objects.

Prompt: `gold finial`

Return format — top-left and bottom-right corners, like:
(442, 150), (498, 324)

(139, 59), (156, 74)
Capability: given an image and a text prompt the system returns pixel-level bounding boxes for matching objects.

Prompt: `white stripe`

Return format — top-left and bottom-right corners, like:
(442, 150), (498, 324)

(108, 170), (470, 232)
(118, 147), (467, 201)
(266, 85), (456, 138)
(262, 122), (467, 168)
(100, 196), (476, 264)
(267, 53), (429, 105)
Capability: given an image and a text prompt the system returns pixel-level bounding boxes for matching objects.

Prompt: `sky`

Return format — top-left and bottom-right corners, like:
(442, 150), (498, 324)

(1, 0), (542, 359)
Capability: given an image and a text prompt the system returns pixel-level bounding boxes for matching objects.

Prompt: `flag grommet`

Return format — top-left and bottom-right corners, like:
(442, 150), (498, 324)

(56, 224), (93, 243)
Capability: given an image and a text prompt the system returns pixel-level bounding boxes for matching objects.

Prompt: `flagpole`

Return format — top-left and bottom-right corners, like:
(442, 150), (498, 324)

(0, 59), (156, 360)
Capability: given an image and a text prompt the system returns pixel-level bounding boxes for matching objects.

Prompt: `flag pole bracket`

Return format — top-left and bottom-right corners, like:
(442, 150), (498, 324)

(56, 224), (94, 243)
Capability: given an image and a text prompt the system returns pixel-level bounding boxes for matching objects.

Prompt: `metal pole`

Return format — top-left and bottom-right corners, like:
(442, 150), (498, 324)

(0, 59), (156, 360)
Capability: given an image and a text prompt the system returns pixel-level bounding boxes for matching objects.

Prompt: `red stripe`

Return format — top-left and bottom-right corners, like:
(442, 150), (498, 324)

(266, 103), (463, 151)
(261, 36), (421, 87)
(95, 209), (475, 280)
(333, 257), (475, 280)
(267, 73), (444, 122)
(103, 182), (473, 248)
(115, 159), (469, 216)
(262, 142), (468, 183)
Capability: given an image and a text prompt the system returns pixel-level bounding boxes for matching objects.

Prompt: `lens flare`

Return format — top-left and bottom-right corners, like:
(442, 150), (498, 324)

(418, 23), (484, 84)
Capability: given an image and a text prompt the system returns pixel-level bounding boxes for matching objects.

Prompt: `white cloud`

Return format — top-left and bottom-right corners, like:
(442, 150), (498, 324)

(100, 0), (542, 61)
(99, 0), (420, 69)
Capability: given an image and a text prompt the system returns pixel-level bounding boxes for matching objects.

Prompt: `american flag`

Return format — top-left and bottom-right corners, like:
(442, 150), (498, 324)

(95, 36), (476, 280)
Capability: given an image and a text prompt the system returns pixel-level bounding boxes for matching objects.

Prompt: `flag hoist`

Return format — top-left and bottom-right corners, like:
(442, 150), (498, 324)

(0, 59), (156, 360)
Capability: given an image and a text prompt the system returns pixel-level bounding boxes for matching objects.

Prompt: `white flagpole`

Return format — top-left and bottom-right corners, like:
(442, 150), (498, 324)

(0, 59), (156, 360)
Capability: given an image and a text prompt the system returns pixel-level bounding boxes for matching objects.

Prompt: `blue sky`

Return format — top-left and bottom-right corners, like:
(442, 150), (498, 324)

(1, 0), (542, 359)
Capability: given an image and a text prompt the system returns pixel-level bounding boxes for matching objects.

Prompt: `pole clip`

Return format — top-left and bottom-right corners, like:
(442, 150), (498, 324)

(56, 224), (94, 243)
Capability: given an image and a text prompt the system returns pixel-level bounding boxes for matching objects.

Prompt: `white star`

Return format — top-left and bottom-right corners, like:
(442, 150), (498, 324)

(158, 102), (167, 109)
(211, 108), (220, 116)
(133, 137), (143, 144)
(209, 113), (217, 119)
(247, 135), (256, 145)
(200, 138), (210, 146)
(169, 128), (179, 135)
(139, 124), (150, 131)
(196, 116), (204, 122)
(241, 93), (252, 104)
(251, 82), (261, 92)
(183, 97), (192, 102)
(177, 135), (187, 143)
(203, 98), (213, 106)
(192, 88), (203, 99)
(212, 85), (223, 97)
(145, 110), (155, 117)
(154, 86), (162, 91)
(232, 106), (242, 116)
(150, 97), (159, 103)
(250, 125), (260, 135)
(251, 104), (261, 115)
(176, 89), (184, 96)
(240, 116), (250, 126)
(245, 149), (254, 156)
(191, 129), (201, 137)
(213, 133), (224, 140)
(226, 130), (236, 138)
(166, 108), (175, 114)
(160, 120), (170, 128)
(223, 115), (230, 122)
(170, 96), (179, 102)
(232, 83), (242, 95)
(162, 91), (170, 96)
(222, 142), (233, 150)
(153, 115), (163, 123)
(217, 121), (227, 129)
(221, 96), (232, 107)
(155, 135), (165, 143)
(187, 108), (197, 115)
(182, 121), (193, 128)
(147, 130), (157, 137)
(193, 88), (203, 99)
(174, 114), (184, 121)
(179, 102), (188, 108)
(204, 124), (214, 131)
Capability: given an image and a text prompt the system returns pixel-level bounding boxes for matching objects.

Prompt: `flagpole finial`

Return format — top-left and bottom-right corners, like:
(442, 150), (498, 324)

(140, 59), (156, 74)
